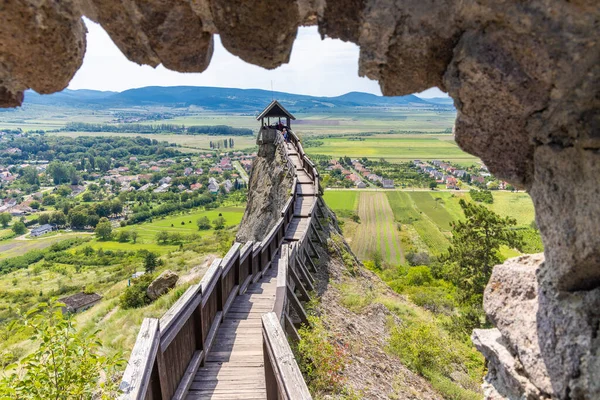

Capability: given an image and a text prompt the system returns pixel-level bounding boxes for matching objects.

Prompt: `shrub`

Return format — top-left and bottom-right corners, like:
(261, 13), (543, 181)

(406, 286), (456, 314)
(0, 301), (123, 398)
(296, 315), (348, 394)
(404, 266), (433, 286)
(120, 274), (154, 309)
(406, 251), (431, 266)
(388, 320), (451, 374)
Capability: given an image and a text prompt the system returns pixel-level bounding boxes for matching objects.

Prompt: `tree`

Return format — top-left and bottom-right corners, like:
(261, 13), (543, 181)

(442, 199), (521, 305)
(30, 200), (40, 210)
(212, 216), (226, 230)
(56, 185), (72, 197)
(12, 221), (26, 235)
(144, 252), (158, 273)
(47, 161), (75, 184)
(37, 213), (49, 225)
(429, 181), (438, 190)
(49, 211), (67, 227)
(111, 200), (123, 216)
(156, 231), (170, 244)
(117, 230), (130, 243)
(82, 192), (93, 202)
(0, 213), (11, 228)
(196, 216), (211, 230)
(68, 210), (87, 229)
(0, 301), (123, 398)
(130, 230), (138, 243)
(20, 166), (39, 185)
(95, 217), (112, 240)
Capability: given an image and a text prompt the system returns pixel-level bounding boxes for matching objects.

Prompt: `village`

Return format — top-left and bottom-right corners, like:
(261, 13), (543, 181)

(320, 155), (512, 191)
(0, 132), (255, 238)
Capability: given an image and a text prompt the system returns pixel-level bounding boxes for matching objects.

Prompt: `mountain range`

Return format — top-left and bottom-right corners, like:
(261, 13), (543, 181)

(22, 86), (454, 113)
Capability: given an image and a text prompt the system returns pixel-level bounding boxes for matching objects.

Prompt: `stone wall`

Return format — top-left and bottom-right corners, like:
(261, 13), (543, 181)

(1, 1), (598, 398)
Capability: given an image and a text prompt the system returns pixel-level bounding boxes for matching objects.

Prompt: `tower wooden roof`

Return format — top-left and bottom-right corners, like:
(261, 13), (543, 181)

(256, 100), (296, 121)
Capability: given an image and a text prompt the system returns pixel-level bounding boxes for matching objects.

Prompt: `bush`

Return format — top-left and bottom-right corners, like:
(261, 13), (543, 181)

(120, 274), (154, 309)
(0, 301), (124, 398)
(406, 251), (431, 266)
(406, 286), (456, 314)
(388, 320), (451, 374)
(469, 189), (494, 204)
(296, 315), (348, 393)
(404, 266), (433, 286)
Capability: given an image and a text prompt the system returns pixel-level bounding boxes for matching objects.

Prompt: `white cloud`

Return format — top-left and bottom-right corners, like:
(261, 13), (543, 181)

(69, 18), (447, 98)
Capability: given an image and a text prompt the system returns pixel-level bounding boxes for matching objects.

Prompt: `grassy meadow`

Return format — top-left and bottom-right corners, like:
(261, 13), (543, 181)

(305, 134), (478, 165)
(324, 189), (538, 262)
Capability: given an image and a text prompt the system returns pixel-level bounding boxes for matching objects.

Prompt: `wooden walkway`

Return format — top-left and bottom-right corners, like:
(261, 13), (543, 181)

(187, 266), (278, 399)
(185, 140), (318, 400)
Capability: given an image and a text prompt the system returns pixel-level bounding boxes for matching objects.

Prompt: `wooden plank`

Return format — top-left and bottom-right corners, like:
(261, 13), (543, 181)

(220, 243), (241, 276)
(159, 293), (203, 350)
(119, 318), (160, 400)
(262, 312), (312, 400)
(239, 241), (254, 263)
(239, 274), (252, 295)
(273, 249), (289, 320)
(204, 311), (223, 355)
(222, 285), (239, 316)
(172, 350), (204, 400)
(159, 284), (201, 336)
(201, 259), (223, 308)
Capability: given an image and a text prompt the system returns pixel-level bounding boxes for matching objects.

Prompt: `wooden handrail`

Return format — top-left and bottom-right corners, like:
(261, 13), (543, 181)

(262, 312), (312, 400)
(121, 133), (321, 399)
(119, 318), (160, 400)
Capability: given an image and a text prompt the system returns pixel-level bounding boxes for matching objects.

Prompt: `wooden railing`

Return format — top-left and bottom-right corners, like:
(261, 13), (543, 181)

(120, 130), (320, 399)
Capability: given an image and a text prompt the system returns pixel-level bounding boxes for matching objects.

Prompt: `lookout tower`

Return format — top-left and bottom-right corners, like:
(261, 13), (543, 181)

(256, 100), (296, 145)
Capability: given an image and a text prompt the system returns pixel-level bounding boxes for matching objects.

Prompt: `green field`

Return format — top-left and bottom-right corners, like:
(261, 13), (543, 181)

(326, 189), (539, 262)
(323, 190), (358, 213)
(305, 134), (478, 165)
(47, 131), (257, 152)
(117, 206), (245, 243)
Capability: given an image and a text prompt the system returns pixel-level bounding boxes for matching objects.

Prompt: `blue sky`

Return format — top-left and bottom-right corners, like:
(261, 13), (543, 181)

(68, 19), (447, 99)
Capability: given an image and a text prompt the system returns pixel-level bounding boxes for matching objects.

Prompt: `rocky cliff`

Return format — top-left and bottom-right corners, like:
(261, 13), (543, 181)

(236, 140), (293, 243)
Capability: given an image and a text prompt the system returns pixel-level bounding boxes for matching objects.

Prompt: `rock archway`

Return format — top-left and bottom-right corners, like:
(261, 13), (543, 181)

(1, 1), (598, 398)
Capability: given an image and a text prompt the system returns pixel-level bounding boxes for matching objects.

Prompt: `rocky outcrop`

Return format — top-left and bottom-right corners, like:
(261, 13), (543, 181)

(147, 270), (179, 300)
(236, 139), (293, 243)
(475, 255), (600, 399)
(1, 1), (598, 398)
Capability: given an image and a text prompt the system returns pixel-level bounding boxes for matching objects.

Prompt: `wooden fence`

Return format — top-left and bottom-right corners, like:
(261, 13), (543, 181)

(120, 130), (319, 399)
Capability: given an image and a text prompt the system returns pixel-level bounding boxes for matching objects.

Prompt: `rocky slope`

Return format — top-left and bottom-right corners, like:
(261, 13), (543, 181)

(236, 139), (294, 243)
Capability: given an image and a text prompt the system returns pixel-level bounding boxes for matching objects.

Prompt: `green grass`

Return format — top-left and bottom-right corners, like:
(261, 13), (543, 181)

(323, 190), (358, 212)
(118, 206), (245, 243)
(386, 192), (451, 255)
(306, 134), (478, 164)
(407, 192), (455, 232)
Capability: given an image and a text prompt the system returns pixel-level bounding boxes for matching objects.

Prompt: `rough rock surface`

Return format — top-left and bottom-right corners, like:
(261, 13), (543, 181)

(478, 254), (600, 399)
(236, 140), (293, 243)
(1, 1), (599, 398)
(147, 270), (179, 300)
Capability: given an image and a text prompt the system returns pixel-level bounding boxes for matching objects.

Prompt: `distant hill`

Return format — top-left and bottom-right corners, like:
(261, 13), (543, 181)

(22, 86), (453, 113)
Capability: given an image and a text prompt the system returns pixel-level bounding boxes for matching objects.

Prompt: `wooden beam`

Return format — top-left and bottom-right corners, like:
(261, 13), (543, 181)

(288, 262), (310, 302)
(296, 256), (315, 289)
(286, 284), (309, 327)
(171, 350), (204, 400)
(285, 312), (301, 343)
(303, 248), (318, 273)
(119, 318), (160, 400)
